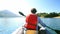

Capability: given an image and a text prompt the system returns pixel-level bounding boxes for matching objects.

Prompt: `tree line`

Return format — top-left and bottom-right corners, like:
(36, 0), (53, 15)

(37, 12), (60, 18)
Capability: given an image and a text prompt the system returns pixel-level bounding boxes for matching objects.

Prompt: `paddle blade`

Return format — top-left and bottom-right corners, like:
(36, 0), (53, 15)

(19, 11), (26, 17)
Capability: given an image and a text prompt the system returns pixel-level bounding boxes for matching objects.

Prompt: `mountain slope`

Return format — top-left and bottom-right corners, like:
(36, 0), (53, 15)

(0, 10), (20, 17)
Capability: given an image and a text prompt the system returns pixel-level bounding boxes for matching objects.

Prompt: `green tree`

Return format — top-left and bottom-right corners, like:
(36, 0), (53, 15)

(37, 12), (60, 18)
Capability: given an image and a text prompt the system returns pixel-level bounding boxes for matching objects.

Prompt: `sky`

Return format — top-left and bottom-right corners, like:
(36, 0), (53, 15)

(0, 0), (60, 16)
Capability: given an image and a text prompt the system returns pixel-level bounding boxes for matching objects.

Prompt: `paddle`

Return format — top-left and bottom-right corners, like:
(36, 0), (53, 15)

(19, 11), (60, 34)
(19, 11), (26, 17)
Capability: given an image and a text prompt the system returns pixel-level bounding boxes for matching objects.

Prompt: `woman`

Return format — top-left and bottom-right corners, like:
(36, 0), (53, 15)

(24, 8), (38, 34)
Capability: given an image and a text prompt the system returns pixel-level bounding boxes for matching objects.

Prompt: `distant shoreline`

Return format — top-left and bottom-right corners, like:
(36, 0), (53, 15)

(54, 16), (60, 18)
(40, 16), (60, 18)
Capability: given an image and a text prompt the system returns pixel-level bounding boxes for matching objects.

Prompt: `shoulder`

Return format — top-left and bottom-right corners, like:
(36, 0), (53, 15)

(26, 14), (38, 17)
(26, 14), (31, 18)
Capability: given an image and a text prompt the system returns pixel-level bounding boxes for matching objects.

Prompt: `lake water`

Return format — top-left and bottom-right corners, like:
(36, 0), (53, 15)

(0, 17), (60, 34)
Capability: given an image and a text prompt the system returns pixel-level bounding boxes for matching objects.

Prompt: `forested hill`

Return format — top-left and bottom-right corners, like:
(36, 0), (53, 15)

(37, 12), (60, 18)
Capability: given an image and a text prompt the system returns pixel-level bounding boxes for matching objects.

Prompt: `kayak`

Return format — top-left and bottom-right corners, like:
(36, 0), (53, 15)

(12, 27), (57, 34)
(12, 27), (24, 34)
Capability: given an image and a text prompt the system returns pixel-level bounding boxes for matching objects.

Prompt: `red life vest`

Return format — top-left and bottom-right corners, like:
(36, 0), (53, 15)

(25, 14), (37, 30)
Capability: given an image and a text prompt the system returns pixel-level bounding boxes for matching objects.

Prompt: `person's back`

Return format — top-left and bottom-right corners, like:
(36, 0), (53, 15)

(24, 8), (38, 34)
(25, 13), (37, 30)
